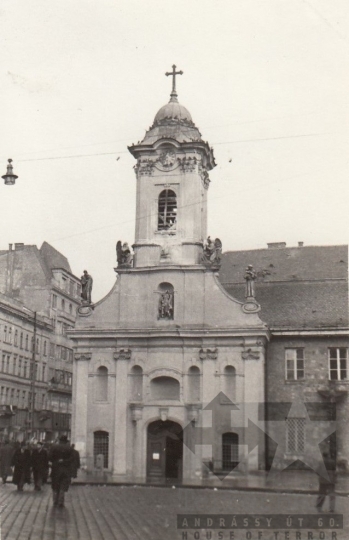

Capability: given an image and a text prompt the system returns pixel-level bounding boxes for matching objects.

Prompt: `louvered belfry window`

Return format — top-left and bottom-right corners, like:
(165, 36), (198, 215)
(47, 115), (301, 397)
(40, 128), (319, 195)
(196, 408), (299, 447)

(158, 189), (177, 231)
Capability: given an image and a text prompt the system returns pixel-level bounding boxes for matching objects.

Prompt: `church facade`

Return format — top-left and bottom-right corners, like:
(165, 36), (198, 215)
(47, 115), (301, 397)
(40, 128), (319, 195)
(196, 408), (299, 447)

(70, 69), (269, 482)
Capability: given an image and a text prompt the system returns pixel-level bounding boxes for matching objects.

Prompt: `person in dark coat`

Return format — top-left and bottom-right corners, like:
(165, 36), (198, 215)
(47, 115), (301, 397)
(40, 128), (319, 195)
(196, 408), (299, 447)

(48, 435), (74, 507)
(70, 444), (80, 479)
(12, 442), (31, 491)
(316, 452), (337, 513)
(0, 440), (14, 484)
(31, 441), (49, 491)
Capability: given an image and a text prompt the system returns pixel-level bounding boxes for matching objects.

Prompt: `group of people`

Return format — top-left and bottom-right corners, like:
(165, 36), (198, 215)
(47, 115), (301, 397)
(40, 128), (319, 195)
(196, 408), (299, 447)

(0, 436), (80, 507)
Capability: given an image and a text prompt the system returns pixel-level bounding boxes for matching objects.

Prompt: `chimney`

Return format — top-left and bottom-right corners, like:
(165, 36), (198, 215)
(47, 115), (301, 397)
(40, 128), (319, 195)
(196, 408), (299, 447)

(14, 243), (24, 251)
(267, 242), (286, 249)
(298, 242), (304, 247)
(8, 244), (12, 251)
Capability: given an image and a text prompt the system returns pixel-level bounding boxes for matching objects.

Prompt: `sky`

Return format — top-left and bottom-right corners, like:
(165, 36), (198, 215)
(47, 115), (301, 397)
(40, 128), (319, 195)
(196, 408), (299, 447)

(1, 0), (349, 302)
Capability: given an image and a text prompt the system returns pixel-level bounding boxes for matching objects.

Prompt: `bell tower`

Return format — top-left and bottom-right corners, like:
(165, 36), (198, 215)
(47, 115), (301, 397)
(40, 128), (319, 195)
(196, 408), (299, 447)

(128, 65), (216, 268)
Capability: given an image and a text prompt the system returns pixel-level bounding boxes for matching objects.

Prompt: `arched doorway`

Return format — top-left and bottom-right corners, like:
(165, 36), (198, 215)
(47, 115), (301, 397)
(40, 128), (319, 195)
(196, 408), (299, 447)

(147, 420), (183, 483)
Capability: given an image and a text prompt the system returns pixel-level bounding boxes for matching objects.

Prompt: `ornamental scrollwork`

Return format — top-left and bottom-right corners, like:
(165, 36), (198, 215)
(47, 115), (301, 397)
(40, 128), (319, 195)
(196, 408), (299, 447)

(199, 348), (218, 360)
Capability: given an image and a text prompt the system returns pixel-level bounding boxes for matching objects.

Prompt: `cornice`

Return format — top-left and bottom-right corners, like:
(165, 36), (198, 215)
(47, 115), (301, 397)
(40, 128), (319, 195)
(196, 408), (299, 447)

(270, 328), (349, 336)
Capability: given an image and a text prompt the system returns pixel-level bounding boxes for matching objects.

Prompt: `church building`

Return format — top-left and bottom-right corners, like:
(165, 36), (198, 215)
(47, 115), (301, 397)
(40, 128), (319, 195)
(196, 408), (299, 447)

(70, 68), (270, 482)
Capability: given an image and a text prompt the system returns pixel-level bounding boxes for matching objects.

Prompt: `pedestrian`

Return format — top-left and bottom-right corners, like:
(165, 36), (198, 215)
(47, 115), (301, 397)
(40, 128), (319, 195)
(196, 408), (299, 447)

(70, 444), (80, 479)
(12, 441), (31, 491)
(48, 435), (74, 507)
(0, 440), (14, 484)
(31, 441), (49, 491)
(315, 451), (337, 513)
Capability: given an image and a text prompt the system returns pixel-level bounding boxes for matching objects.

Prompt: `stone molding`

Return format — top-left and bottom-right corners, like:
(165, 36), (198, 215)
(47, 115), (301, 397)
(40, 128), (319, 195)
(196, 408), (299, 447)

(241, 348), (260, 360)
(74, 352), (92, 361)
(199, 348), (218, 360)
(114, 349), (132, 361)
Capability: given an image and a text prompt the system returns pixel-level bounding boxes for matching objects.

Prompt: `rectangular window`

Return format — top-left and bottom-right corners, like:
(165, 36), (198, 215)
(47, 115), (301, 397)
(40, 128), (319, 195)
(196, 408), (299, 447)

(23, 361), (27, 379)
(56, 345), (61, 359)
(286, 418), (305, 454)
(285, 349), (304, 380)
(43, 341), (47, 356)
(42, 364), (46, 382)
(13, 355), (17, 375)
(61, 347), (67, 361)
(50, 342), (55, 357)
(6, 355), (10, 373)
(14, 330), (18, 346)
(20, 332), (23, 349)
(1, 354), (5, 372)
(329, 348), (348, 380)
(52, 294), (57, 308)
(18, 357), (22, 377)
(68, 349), (73, 362)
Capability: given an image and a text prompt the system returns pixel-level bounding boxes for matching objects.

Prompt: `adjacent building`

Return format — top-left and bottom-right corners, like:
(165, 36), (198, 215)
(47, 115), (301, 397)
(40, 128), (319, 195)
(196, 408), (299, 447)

(0, 242), (81, 442)
(220, 243), (348, 469)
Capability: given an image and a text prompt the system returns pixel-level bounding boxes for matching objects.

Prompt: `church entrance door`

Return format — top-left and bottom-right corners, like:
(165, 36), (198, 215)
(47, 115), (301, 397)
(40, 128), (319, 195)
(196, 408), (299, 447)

(147, 420), (183, 483)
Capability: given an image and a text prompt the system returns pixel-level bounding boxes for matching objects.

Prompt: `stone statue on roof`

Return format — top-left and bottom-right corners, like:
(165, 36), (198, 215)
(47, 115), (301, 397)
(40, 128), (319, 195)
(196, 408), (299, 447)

(244, 265), (256, 298)
(116, 241), (133, 267)
(81, 270), (93, 304)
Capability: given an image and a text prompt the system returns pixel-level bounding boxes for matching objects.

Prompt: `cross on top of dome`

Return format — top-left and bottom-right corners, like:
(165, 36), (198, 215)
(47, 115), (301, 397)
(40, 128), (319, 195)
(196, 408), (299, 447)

(165, 64), (183, 103)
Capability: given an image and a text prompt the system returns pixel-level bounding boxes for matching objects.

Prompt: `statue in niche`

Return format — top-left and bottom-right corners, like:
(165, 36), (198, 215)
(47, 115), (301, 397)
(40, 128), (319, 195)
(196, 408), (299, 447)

(158, 290), (174, 320)
(202, 236), (222, 267)
(244, 265), (256, 298)
(116, 241), (133, 267)
(81, 270), (93, 304)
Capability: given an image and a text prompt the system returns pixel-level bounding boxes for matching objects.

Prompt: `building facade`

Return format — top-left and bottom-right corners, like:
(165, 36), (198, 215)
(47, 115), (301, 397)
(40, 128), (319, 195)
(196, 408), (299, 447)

(70, 79), (269, 481)
(0, 242), (81, 442)
(220, 243), (349, 470)
(70, 76), (348, 482)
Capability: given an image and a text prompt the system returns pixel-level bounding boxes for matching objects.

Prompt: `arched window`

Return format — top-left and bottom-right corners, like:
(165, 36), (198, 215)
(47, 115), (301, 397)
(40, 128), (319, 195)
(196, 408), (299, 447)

(222, 432), (239, 470)
(223, 365), (236, 402)
(157, 282), (174, 320)
(95, 366), (108, 401)
(130, 365), (143, 401)
(150, 376), (180, 401)
(94, 430), (109, 469)
(188, 366), (201, 402)
(158, 189), (177, 231)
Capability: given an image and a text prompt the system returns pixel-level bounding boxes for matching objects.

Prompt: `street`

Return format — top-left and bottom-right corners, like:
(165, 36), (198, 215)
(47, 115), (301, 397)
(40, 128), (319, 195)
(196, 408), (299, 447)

(0, 484), (348, 540)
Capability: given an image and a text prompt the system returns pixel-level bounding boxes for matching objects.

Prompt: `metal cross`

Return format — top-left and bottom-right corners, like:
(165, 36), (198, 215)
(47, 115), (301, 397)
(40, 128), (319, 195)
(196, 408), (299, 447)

(165, 64), (183, 96)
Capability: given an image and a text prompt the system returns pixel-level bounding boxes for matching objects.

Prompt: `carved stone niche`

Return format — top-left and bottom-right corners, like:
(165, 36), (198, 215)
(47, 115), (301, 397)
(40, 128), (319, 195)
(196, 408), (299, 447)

(199, 348), (218, 360)
(114, 349), (132, 361)
(186, 404), (201, 424)
(159, 407), (169, 422)
(74, 352), (92, 361)
(130, 404), (143, 423)
(241, 348), (260, 361)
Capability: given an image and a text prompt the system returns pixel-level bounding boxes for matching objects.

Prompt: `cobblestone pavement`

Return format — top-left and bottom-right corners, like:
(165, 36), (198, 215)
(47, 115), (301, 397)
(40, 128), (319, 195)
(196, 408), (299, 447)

(0, 484), (348, 540)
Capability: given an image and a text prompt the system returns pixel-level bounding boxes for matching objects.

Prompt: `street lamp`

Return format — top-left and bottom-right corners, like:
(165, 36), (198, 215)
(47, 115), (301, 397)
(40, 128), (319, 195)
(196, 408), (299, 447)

(2, 159), (18, 186)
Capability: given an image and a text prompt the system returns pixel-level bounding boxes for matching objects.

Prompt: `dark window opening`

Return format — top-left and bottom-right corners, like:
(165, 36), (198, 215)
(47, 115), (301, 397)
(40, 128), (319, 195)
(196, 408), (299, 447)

(158, 189), (177, 231)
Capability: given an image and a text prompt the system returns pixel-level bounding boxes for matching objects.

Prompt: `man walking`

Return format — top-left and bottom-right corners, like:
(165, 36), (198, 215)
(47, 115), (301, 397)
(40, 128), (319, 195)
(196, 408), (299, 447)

(70, 444), (80, 479)
(49, 435), (74, 507)
(316, 452), (337, 513)
(31, 441), (49, 491)
(12, 442), (31, 491)
(0, 440), (14, 484)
